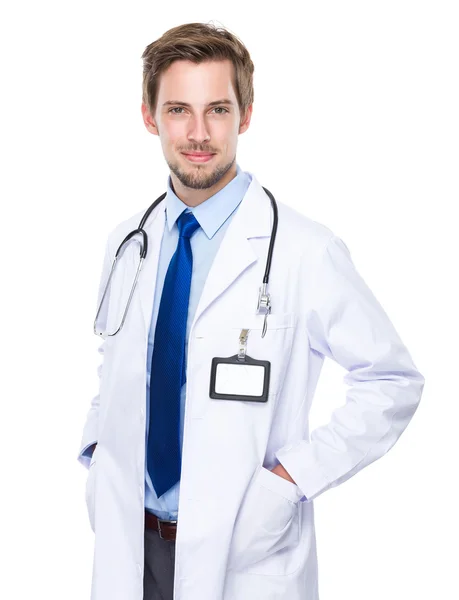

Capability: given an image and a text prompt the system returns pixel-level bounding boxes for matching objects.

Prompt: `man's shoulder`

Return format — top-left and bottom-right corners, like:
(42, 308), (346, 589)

(110, 208), (146, 236)
(276, 199), (336, 255)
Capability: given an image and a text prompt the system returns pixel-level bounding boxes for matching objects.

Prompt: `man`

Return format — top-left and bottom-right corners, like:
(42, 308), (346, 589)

(77, 22), (425, 600)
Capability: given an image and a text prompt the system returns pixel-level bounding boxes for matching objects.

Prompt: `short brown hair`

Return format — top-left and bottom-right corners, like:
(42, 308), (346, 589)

(141, 22), (254, 123)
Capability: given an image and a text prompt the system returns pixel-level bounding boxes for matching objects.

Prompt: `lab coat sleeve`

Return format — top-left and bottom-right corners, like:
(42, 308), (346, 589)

(275, 235), (425, 502)
(76, 234), (113, 471)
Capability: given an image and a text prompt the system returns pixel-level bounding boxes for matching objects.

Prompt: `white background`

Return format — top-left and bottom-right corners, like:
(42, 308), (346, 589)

(1, 1), (457, 598)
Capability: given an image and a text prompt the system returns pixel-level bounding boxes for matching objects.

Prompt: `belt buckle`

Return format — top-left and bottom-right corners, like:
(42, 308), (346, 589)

(157, 518), (177, 540)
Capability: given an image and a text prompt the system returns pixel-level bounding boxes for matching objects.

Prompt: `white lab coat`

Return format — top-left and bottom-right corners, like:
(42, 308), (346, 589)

(77, 172), (424, 600)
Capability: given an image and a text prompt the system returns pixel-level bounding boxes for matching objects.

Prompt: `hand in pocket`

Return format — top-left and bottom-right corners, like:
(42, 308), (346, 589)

(228, 466), (302, 572)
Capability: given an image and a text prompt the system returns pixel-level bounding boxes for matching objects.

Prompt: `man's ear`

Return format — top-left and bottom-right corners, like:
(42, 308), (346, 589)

(239, 104), (253, 135)
(141, 102), (159, 135)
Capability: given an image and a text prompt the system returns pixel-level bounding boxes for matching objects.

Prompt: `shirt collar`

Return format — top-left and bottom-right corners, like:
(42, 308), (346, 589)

(164, 162), (251, 239)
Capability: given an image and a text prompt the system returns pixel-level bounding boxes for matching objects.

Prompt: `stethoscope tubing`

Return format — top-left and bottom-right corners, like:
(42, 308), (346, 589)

(115, 186), (278, 282)
(95, 186), (278, 338)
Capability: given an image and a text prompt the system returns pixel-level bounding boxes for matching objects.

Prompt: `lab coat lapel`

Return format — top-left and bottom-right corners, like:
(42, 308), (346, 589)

(190, 174), (272, 331)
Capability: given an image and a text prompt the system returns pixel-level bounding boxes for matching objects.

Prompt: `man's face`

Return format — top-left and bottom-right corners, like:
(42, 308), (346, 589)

(141, 59), (252, 190)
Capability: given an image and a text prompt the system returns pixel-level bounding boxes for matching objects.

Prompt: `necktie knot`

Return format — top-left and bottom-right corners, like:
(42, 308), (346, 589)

(177, 211), (200, 238)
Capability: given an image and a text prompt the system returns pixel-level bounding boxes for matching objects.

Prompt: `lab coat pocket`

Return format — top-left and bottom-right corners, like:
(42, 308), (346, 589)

(85, 450), (97, 533)
(228, 465), (302, 574)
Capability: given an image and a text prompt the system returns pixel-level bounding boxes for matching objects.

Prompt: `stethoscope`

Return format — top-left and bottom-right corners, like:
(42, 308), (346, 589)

(94, 186), (278, 340)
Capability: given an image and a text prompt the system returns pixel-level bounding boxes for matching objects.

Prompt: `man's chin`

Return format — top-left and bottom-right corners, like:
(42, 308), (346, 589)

(167, 153), (234, 191)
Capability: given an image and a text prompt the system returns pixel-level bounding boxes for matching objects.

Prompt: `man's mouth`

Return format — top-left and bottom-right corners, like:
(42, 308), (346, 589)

(182, 152), (215, 163)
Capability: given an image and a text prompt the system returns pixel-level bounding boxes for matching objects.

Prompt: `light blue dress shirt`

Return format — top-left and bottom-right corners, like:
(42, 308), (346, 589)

(144, 163), (252, 520)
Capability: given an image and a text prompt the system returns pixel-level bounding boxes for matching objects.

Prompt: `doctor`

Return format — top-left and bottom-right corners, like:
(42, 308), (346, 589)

(77, 21), (425, 600)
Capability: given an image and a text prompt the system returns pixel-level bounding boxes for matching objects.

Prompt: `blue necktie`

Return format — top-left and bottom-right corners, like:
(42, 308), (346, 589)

(147, 210), (201, 499)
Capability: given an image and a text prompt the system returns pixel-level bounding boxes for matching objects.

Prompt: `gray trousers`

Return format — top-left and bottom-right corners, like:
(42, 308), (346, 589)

(143, 527), (176, 600)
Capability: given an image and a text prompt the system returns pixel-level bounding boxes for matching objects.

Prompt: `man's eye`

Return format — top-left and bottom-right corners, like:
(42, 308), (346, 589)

(168, 107), (229, 114)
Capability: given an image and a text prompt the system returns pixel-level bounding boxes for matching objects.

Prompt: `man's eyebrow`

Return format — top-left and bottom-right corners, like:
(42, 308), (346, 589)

(162, 99), (234, 107)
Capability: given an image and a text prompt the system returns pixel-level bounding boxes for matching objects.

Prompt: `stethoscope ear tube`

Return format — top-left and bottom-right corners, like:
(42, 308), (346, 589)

(93, 252), (145, 338)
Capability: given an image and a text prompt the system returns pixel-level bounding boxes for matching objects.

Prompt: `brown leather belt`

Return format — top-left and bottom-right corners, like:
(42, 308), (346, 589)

(144, 510), (177, 542)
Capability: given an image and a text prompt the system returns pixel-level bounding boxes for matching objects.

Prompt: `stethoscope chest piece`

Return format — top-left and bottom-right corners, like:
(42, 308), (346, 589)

(257, 283), (272, 338)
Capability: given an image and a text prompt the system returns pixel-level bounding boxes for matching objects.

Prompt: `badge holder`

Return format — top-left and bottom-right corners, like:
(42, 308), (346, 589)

(209, 329), (271, 403)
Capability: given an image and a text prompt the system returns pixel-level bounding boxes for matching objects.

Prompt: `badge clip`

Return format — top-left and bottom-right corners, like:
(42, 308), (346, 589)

(238, 329), (250, 361)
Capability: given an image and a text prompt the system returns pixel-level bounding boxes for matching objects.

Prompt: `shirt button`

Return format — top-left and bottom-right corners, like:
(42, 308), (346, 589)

(140, 407), (145, 418)
(139, 485), (143, 499)
(136, 563), (142, 576)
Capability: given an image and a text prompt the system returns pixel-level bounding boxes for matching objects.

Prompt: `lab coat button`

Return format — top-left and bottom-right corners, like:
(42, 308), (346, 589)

(139, 485), (143, 498)
(136, 563), (142, 576)
(140, 407), (145, 419)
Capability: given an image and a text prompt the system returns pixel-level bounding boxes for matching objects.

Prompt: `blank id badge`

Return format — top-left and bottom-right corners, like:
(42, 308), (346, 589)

(209, 329), (271, 402)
